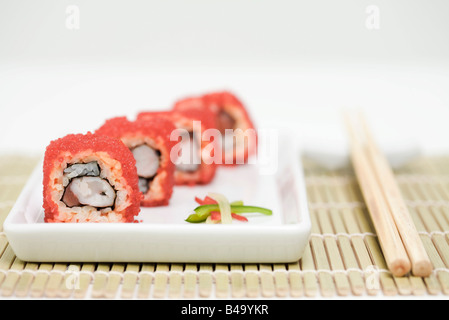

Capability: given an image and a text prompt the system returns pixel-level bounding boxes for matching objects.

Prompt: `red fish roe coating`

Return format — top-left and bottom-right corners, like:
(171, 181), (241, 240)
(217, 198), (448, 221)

(203, 91), (256, 134)
(137, 109), (217, 185)
(176, 108), (217, 133)
(174, 91), (254, 127)
(96, 116), (177, 207)
(173, 91), (257, 165)
(138, 109), (216, 133)
(43, 132), (141, 223)
(96, 116), (175, 144)
(172, 96), (206, 114)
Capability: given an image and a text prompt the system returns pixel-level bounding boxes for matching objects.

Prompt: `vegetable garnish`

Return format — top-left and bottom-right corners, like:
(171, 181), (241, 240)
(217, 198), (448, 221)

(210, 211), (221, 221)
(208, 192), (232, 224)
(231, 213), (249, 222)
(185, 194), (272, 224)
(195, 196), (217, 206)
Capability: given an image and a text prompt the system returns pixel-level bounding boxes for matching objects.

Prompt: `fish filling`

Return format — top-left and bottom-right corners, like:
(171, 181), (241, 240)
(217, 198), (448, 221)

(131, 144), (161, 193)
(217, 110), (236, 134)
(217, 110), (236, 151)
(176, 131), (201, 173)
(61, 162), (116, 208)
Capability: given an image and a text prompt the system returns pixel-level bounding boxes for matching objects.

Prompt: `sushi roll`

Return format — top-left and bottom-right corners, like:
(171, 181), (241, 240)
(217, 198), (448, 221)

(43, 133), (141, 223)
(173, 91), (257, 165)
(137, 109), (217, 185)
(96, 116), (177, 207)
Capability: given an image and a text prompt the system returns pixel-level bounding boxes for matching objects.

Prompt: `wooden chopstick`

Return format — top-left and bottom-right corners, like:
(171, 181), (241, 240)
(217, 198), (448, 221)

(357, 112), (432, 277)
(343, 112), (411, 277)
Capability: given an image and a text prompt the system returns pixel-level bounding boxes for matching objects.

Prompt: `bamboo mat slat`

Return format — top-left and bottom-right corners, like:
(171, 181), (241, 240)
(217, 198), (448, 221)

(1, 154), (449, 298)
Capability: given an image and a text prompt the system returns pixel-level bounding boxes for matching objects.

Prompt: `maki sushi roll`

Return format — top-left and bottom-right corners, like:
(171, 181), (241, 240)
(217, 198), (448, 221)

(137, 109), (217, 185)
(43, 133), (141, 223)
(96, 116), (177, 207)
(173, 91), (257, 165)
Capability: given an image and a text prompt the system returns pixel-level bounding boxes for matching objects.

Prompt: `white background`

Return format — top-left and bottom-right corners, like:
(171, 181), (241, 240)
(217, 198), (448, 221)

(1, 0), (449, 161)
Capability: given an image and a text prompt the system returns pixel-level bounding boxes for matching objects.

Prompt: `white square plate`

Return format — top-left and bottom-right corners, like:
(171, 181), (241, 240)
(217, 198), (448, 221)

(4, 133), (311, 263)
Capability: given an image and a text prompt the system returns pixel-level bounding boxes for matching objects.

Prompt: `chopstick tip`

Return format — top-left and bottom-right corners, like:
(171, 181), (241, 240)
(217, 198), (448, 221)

(390, 259), (412, 277)
(412, 260), (433, 278)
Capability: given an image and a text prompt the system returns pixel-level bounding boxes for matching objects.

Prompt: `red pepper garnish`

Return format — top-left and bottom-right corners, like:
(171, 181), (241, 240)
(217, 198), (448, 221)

(231, 213), (248, 222)
(195, 195), (249, 223)
(194, 197), (205, 205)
(195, 196), (218, 205)
(210, 211), (221, 221)
(207, 211), (249, 222)
(203, 196), (218, 205)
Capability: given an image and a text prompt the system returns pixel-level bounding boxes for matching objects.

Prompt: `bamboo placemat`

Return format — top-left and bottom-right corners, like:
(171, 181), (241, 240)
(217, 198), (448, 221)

(1, 154), (449, 299)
